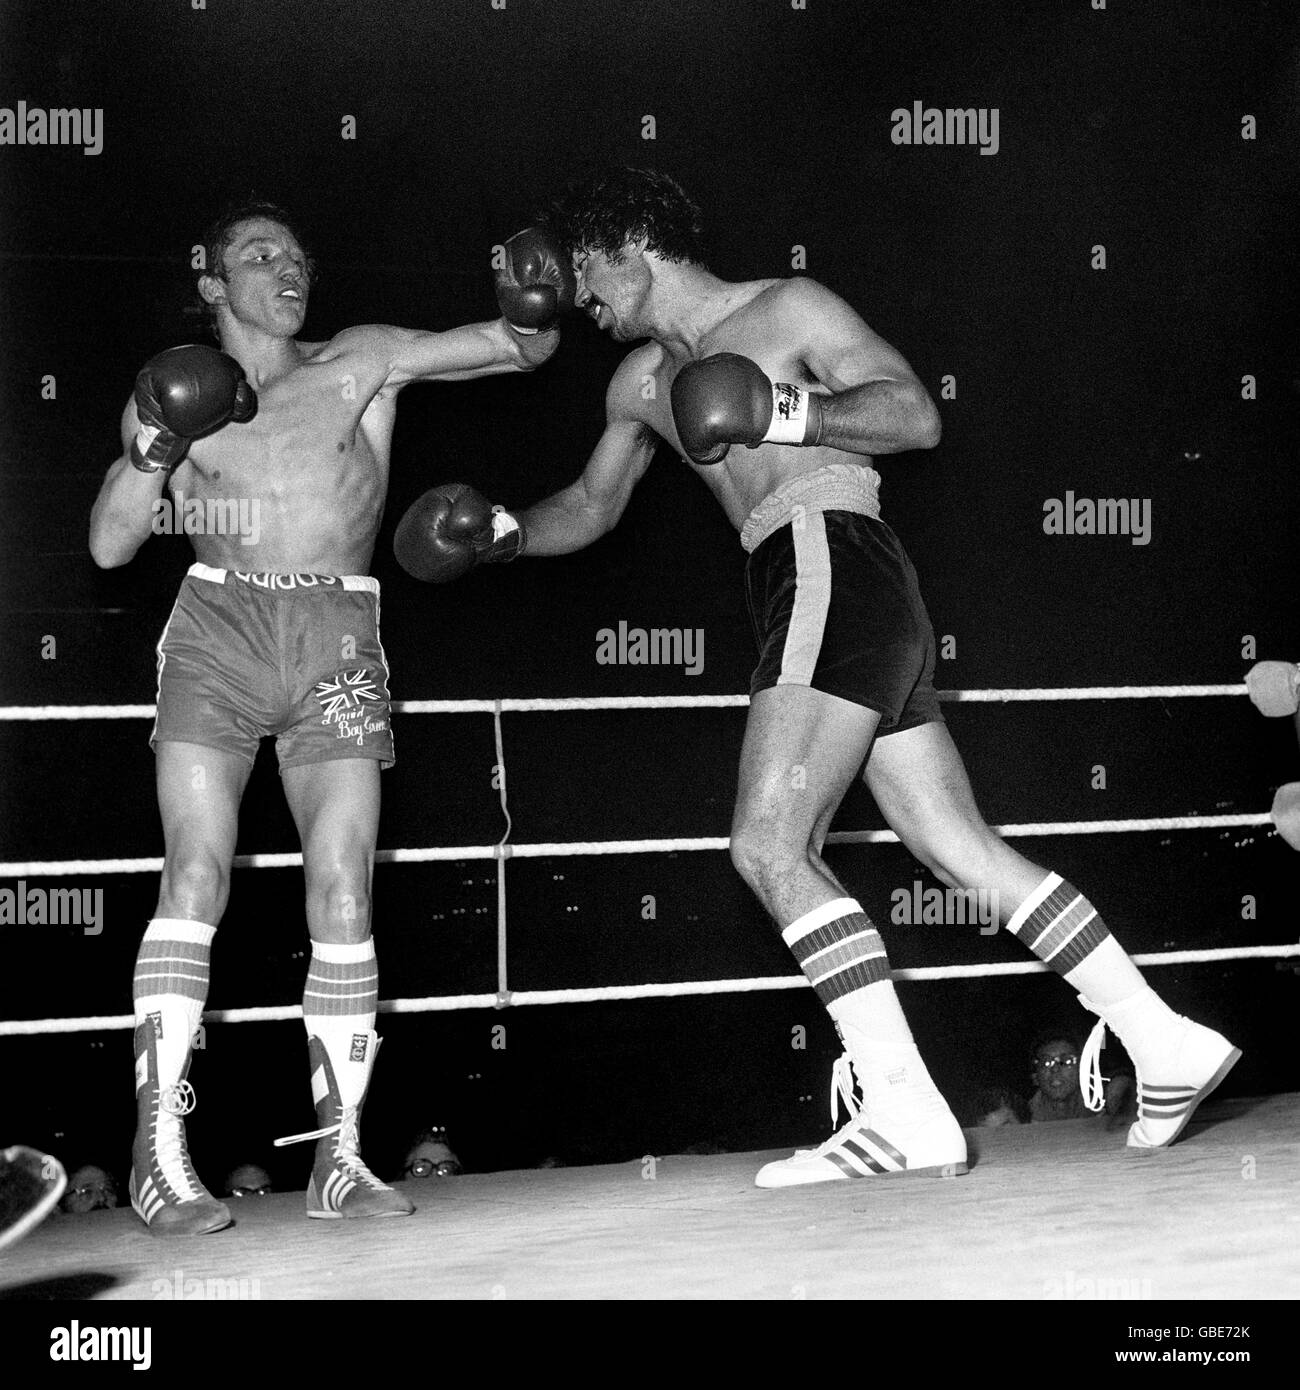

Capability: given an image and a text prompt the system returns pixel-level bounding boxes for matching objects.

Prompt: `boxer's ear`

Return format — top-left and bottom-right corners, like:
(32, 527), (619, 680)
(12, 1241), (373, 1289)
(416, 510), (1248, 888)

(198, 274), (227, 309)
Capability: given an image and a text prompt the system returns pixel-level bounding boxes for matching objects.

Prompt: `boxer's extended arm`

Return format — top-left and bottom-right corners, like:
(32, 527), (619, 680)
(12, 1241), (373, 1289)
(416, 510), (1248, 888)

(89, 399), (171, 569)
(516, 365), (658, 556)
(791, 279), (941, 454)
(335, 319), (558, 390)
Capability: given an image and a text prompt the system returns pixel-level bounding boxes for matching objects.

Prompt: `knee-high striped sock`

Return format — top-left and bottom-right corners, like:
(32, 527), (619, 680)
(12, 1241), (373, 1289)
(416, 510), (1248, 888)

(1007, 873), (1204, 1083)
(1005, 872), (1144, 1007)
(132, 918), (214, 1087)
(782, 897), (945, 1121)
(302, 939), (379, 1110)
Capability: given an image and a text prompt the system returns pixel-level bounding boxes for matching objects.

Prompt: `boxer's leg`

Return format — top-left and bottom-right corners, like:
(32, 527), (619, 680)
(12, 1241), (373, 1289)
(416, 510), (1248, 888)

(732, 686), (966, 1187)
(866, 720), (1240, 1147)
(277, 759), (411, 1218)
(131, 741), (250, 1236)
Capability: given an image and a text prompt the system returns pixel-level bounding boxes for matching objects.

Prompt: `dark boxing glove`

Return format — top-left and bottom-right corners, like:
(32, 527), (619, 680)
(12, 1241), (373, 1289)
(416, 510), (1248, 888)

(494, 227), (576, 334)
(131, 345), (257, 473)
(670, 352), (823, 465)
(394, 483), (527, 583)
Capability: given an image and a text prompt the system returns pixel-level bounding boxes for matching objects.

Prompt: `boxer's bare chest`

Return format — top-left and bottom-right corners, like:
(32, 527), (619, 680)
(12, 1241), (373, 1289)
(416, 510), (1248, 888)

(183, 347), (393, 497)
(640, 285), (836, 527)
(172, 343), (394, 570)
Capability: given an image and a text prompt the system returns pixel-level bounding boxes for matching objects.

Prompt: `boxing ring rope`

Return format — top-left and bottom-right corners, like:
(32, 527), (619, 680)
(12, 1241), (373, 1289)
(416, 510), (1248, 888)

(2, 682), (1295, 1039)
(0, 683), (1255, 721)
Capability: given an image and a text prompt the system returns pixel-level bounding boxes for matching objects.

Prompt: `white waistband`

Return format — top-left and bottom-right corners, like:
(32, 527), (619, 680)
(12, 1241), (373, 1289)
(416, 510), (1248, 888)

(186, 562), (379, 594)
(739, 464), (883, 553)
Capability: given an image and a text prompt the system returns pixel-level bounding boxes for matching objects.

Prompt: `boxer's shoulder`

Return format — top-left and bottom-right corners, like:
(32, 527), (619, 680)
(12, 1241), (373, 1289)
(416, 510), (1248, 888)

(280, 328), (398, 404)
(606, 341), (667, 421)
(297, 325), (389, 368)
(749, 275), (842, 321)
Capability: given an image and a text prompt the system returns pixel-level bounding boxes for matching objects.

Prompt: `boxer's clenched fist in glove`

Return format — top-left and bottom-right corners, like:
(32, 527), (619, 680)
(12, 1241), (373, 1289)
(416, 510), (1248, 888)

(131, 345), (257, 473)
(394, 484), (526, 583)
(671, 352), (824, 465)
(495, 227), (576, 334)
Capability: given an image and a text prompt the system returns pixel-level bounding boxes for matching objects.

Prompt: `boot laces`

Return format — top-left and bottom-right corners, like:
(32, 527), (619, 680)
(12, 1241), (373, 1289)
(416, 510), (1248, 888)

(788, 1053), (869, 1159)
(273, 1106), (389, 1189)
(160, 1080), (196, 1117)
(1078, 1003), (1109, 1113)
(151, 1085), (200, 1192)
(830, 1051), (862, 1128)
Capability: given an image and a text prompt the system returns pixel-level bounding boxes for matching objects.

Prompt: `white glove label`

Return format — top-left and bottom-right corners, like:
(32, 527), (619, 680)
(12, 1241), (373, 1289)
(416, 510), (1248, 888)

(764, 382), (809, 445)
(490, 508), (521, 541)
(135, 424), (163, 457)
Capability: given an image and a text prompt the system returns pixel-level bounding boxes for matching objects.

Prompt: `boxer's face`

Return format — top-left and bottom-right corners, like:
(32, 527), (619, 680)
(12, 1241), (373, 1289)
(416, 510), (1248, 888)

(203, 218), (310, 337)
(1033, 1039), (1079, 1101)
(572, 241), (653, 343)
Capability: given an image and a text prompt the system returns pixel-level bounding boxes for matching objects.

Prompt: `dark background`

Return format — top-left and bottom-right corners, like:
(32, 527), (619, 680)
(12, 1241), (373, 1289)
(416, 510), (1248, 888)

(1, 1), (1297, 1190)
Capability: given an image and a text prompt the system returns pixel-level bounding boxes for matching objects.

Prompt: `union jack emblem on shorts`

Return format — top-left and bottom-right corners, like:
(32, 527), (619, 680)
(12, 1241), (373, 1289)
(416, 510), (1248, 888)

(314, 669), (382, 716)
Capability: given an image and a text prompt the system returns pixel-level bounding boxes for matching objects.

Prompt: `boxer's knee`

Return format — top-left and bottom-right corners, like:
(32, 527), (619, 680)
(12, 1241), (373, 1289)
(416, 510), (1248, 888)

(730, 810), (813, 902)
(159, 851), (230, 921)
(305, 864), (371, 943)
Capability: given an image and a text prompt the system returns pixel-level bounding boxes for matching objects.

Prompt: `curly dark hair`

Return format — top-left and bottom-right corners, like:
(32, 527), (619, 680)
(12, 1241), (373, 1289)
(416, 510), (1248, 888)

(540, 167), (706, 267)
(194, 198), (316, 333)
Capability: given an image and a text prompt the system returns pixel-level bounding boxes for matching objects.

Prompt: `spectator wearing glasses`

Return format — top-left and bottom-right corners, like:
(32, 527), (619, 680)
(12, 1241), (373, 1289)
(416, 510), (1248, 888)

(1029, 1032), (1135, 1124)
(59, 1163), (119, 1214)
(401, 1127), (463, 1180)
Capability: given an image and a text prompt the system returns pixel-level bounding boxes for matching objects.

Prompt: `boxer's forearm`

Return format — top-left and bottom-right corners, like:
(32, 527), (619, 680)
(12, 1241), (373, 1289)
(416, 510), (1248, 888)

(89, 457), (167, 568)
(815, 379), (941, 455)
(516, 483), (615, 556)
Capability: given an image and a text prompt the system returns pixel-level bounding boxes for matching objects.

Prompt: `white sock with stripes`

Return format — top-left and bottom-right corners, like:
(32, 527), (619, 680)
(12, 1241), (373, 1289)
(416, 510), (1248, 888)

(303, 939), (379, 1108)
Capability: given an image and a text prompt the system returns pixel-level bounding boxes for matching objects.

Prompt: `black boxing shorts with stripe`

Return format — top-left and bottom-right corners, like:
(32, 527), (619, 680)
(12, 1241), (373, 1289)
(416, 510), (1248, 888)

(741, 465), (943, 736)
(151, 564), (395, 770)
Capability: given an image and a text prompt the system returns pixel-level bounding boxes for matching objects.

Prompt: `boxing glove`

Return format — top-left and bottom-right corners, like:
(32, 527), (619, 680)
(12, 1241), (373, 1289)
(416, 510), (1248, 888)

(394, 483), (526, 583)
(131, 345), (257, 473)
(671, 352), (824, 465)
(495, 227), (576, 334)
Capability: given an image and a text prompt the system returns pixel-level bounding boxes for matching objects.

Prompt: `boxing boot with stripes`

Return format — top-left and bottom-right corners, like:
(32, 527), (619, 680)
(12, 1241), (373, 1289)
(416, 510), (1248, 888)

(755, 1049), (968, 1188)
(129, 1018), (231, 1236)
(1079, 990), (1240, 1149)
(275, 1030), (413, 1219)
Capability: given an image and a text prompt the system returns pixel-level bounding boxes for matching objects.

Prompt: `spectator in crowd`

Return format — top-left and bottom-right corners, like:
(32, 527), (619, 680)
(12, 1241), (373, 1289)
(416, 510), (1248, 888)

(59, 1163), (119, 1214)
(223, 1163), (273, 1197)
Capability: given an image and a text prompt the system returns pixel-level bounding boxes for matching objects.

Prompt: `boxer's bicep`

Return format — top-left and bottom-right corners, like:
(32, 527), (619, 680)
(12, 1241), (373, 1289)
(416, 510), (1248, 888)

(336, 323), (519, 389)
(786, 280), (920, 393)
(519, 416), (656, 555)
(574, 417), (656, 522)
